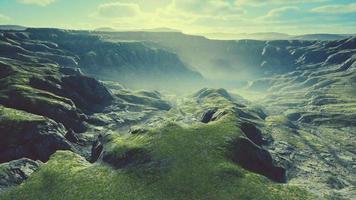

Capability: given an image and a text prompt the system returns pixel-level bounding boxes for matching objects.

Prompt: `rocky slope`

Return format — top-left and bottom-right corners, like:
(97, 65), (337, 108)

(243, 37), (356, 199)
(0, 28), (355, 199)
(96, 31), (355, 82)
(0, 29), (203, 91)
(0, 28), (177, 194)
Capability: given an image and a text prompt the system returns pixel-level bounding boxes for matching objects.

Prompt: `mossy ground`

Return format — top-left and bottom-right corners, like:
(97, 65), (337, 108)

(0, 105), (44, 122)
(1, 114), (314, 200)
(0, 106), (46, 144)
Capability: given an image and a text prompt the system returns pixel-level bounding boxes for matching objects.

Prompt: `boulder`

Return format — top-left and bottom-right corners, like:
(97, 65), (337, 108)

(0, 158), (42, 193)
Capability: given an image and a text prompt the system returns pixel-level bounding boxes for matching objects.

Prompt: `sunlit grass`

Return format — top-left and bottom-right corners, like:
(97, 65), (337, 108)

(1, 114), (314, 200)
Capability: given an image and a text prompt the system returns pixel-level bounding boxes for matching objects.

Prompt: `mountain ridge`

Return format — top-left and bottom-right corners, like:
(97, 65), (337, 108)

(0, 27), (355, 200)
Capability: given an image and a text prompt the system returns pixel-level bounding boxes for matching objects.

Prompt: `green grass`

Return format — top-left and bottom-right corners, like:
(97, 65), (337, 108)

(0, 60), (74, 111)
(0, 106), (47, 147)
(0, 105), (44, 122)
(1, 114), (314, 200)
(0, 105), (45, 135)
(114, 89), (171, 110)
(265, 115), (289, 126)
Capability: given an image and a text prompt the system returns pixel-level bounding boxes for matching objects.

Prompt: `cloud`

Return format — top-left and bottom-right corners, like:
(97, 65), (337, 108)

(311, 3), (356, 13)
(112, 0), (171, 12)
(236, 0), (327, 6)
(110, 0), (245, 17)
(16, 0), (55, 6)
(92, 2), (141, 19)
(262, 6), (301, 20)
(174, 0), (244, 16)
(0, 13), (10, 21)
(88, 0), (356, 35)
(90, 0), (245, 32)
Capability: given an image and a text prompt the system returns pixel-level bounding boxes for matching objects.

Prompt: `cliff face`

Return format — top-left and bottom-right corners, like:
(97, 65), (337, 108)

(1, 29), (203, 90)
(96, 31), (356, 81)
(18, 29), (353, 84)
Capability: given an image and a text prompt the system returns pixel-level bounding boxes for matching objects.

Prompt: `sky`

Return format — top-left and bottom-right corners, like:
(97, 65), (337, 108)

(0, 0), (356, 35)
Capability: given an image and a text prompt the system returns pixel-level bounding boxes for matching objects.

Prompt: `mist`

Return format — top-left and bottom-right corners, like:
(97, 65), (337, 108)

(1, 1), (356, 198)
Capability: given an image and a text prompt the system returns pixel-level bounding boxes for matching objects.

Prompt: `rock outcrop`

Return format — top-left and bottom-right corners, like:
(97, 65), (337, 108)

(0, 106), (73, 163)
(240, 123), (266, 146)
(0, 158), (42, 193)
(228, 137), (286, 183)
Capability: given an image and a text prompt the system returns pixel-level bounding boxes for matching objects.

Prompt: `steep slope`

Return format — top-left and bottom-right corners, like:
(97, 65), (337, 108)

(95, 31), (266, 80)
(243, 37), (356, 199)
(96, 31), (355, 83)
(0, 29), (176, 193)
(1, 29), (203, 91)
(26, 28), (203, 90)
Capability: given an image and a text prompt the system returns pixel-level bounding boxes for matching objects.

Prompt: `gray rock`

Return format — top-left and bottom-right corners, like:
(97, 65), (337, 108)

(90, 135), (103, 163)
(0, 107), (74, 163)
(240, 123), (266, 146)
(228, 137), (286, 183)
(0, 158), (42, 193)
(61, 75), (114, 112)
(65, 129), (79, 143)
(200, 108), (218, 123)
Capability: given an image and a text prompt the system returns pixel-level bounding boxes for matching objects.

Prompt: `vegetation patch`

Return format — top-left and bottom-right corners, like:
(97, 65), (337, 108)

(1, 115), (314, 200)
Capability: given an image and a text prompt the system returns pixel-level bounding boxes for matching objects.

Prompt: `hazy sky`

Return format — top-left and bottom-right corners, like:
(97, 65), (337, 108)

(1, 0), (356, 34)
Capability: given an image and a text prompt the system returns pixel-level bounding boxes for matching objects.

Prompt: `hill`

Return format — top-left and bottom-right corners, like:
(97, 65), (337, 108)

(0, 28), (355, 200)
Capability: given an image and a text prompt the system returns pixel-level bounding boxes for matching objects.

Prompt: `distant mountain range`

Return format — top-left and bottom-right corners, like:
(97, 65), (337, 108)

(0, 25), (27, 31)
(203, 32), (356, 41)
(203, 32), (291, 40)
(1, 25), (354, 41)
(94, 27), (180, 33)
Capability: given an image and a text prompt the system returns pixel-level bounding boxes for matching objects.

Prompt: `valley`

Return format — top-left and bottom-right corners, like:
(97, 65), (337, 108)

(0, 28), (355, 200)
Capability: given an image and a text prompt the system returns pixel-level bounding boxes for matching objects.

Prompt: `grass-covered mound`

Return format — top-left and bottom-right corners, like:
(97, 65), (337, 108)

(1, 114), (314, 200)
